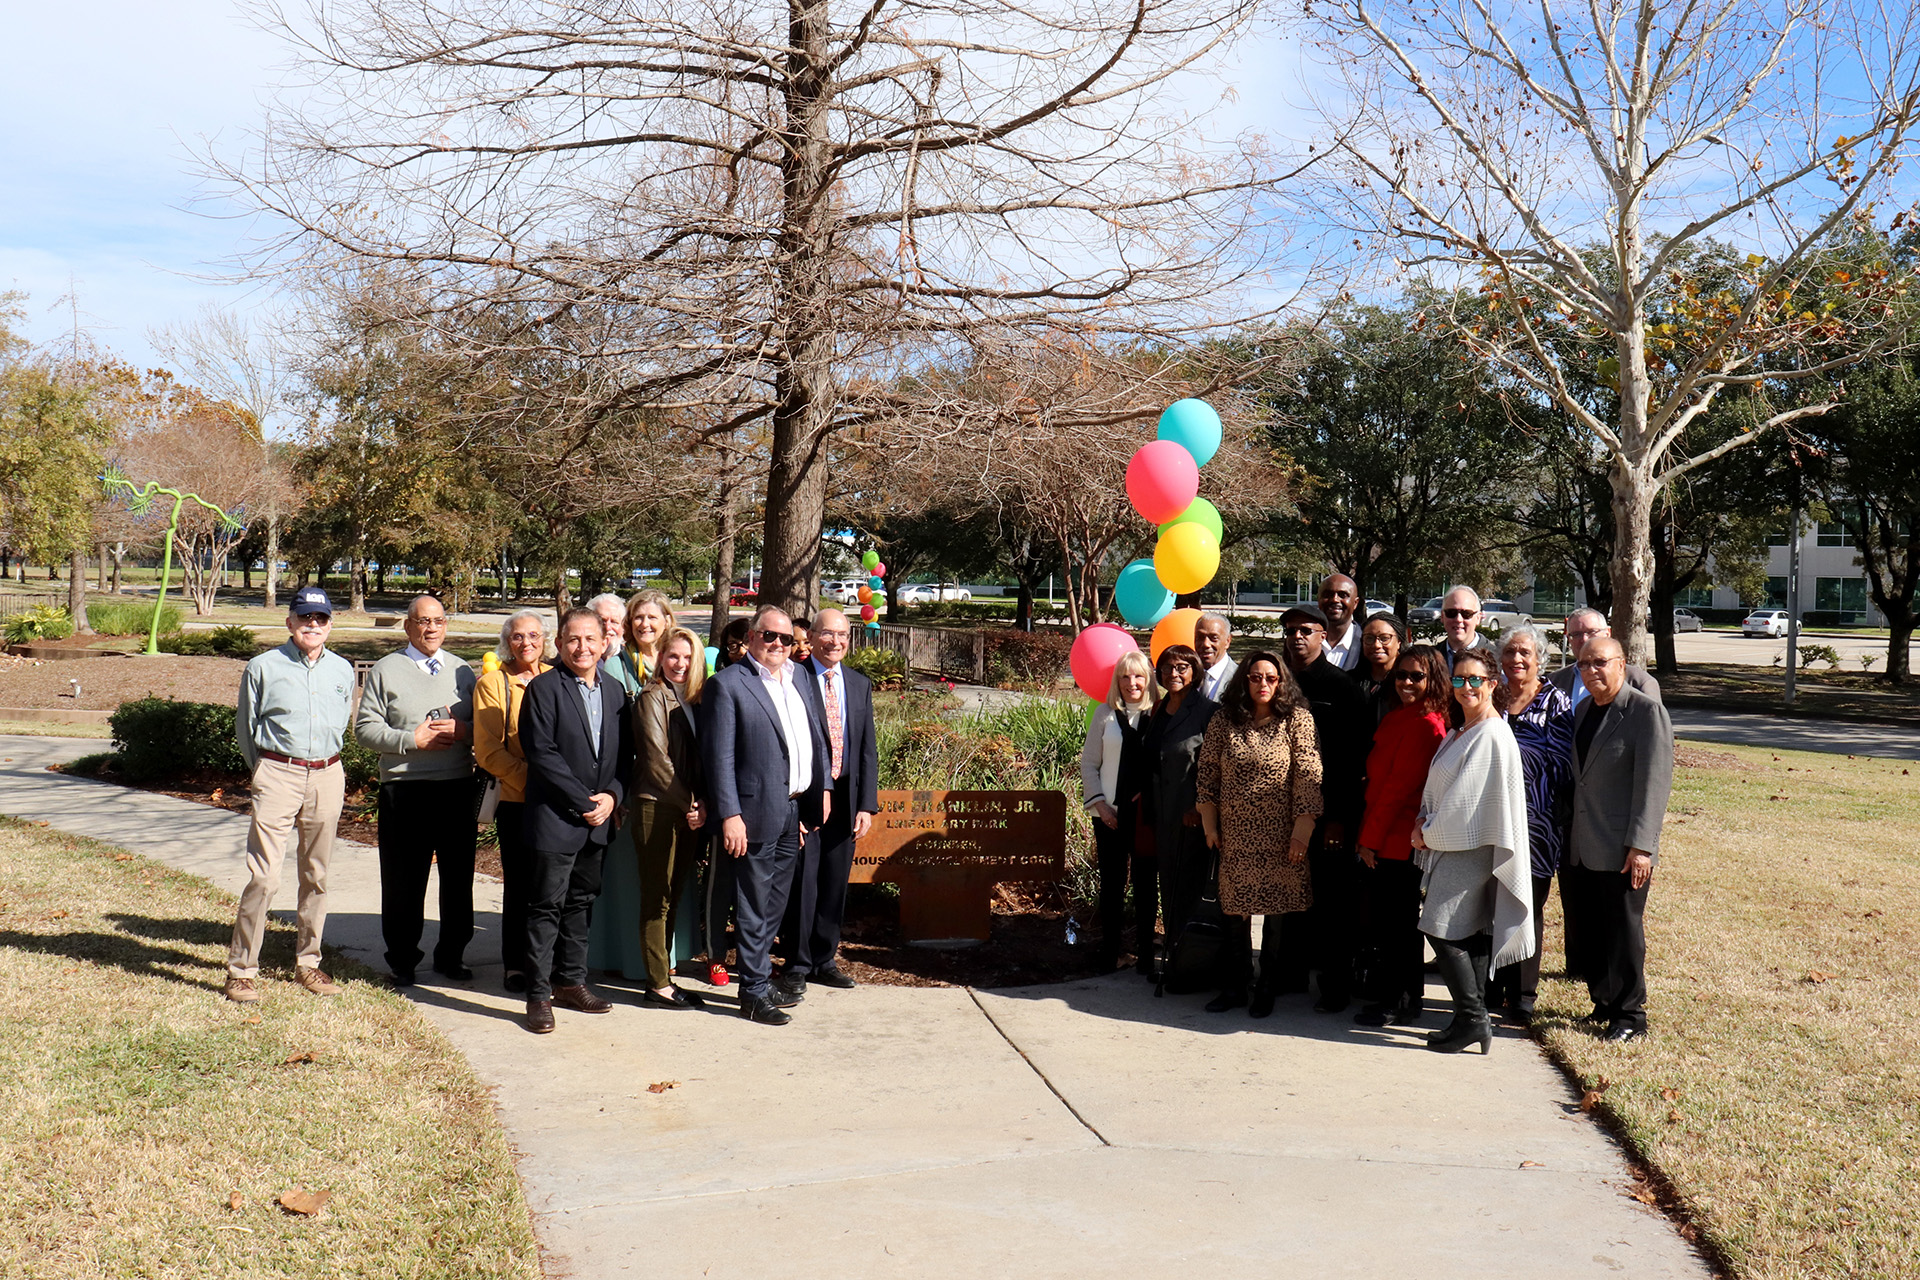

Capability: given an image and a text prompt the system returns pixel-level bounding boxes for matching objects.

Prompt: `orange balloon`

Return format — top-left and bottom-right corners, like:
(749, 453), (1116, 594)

(1150, 607), (1204, 664)
(857, 585), (873, 604)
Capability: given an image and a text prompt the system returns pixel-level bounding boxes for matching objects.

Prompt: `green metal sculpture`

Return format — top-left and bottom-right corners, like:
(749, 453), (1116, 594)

(100, 467), (245, 655)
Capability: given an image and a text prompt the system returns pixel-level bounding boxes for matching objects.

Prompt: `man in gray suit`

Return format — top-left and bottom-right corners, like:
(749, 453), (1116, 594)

(1564, 637), (1673, 1043)
(1194, 614), (1238, 702)
(1548, 608), (1661, 709)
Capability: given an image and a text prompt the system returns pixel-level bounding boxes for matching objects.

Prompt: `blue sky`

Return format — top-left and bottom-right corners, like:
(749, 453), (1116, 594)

(0, 1), (286, 370)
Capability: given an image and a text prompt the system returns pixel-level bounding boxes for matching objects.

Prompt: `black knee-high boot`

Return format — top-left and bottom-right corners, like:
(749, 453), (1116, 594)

(1425, 932), (1492, 1054)
(1206, 916), (1249, 1012)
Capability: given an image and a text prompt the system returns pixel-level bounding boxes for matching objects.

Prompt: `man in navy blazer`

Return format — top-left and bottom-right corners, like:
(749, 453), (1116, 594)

(518, 607), (635, 1034)
(777, 608), (882, 996)
(701, 605), (831, 1025)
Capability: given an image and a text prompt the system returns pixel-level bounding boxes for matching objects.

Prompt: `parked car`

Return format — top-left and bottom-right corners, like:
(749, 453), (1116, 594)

(1671, 608), (1704, 633)
(1407, 596), (1445, 625)
(898, 582), (972, 604)
(728, 582), (758, 604)
(1364, 598), (1395, 618)
(1406, 595), (1529, 631)
(1742, 609), (1790, 638)
(823, 579), (865, 605)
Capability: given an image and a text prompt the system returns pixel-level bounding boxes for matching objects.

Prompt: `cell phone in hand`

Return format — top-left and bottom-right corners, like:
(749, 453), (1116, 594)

(428, 706), (452, 721)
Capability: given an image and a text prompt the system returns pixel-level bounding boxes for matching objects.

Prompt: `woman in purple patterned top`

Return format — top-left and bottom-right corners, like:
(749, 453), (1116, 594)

(1489, 624), (1574, 1021)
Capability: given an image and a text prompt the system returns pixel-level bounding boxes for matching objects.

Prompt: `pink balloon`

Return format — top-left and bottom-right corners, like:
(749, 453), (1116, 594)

(1069, 623), (1141, 703)
(1125, 440), (1201, 525)
(860, 603), (877, 622)
(872, 561), (888, 577)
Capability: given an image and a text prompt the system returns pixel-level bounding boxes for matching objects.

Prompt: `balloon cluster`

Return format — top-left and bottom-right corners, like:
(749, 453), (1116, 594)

(1069, 399), (1226, 702)
(856, 548), (888, 630)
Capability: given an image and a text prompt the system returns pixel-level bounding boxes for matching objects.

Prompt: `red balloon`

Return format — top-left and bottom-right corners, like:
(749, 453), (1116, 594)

(1125, 440), (1201, 525)
(1069, 623), (1140, 703)
(871, 561), (888, 577)
(859, 603), (877, 621)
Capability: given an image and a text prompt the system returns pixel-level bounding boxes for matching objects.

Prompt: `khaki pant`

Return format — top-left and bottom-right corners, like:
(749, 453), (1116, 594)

(227, 758), (346, 980)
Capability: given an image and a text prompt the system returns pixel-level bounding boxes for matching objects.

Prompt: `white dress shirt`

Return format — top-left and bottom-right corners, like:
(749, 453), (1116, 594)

(749, 654), (815, 797)
(809, 656), (847, 778)
(1201, 655), (1238, 702)
(401, 643), (445, 676)
(1323, 624), (1362, 672)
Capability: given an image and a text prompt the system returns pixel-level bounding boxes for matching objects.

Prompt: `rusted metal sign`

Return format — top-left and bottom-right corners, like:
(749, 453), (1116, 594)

(851, 789), (1067, 943)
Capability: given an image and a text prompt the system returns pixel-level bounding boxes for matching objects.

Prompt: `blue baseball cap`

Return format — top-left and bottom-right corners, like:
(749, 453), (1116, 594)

(291, 586), (334, 617)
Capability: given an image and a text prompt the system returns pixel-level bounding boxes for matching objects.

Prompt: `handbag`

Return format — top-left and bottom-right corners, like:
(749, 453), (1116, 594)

(474, 773), (501, 824)
(1160, 850), (1229, 996)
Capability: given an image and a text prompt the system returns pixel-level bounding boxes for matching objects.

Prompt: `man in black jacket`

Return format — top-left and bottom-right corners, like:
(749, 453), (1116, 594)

(518, 607), (635, 1034)
(777, 607), (882, 996)
(1279, 603), (1372, 1013)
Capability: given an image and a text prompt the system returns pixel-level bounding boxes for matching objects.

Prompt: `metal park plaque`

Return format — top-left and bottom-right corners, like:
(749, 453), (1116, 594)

(851, 789), (1067, 945)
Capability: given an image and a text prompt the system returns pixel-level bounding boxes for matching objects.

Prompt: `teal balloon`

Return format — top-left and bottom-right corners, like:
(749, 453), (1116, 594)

(861, 549), (880, 570)
(868, 574), (885, 589)
(1157, 399), (1223, 468)
(704, 645), (719, 675)
(1114, 558), (1175, 627)
(1156, 497), (1224, 545)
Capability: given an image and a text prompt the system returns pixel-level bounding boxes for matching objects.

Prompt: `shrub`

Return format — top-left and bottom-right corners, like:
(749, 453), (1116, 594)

(3, 605), (74, 644)
(86, 600), (181, 637)
(109, 698), (249, 781)
(843, 645), (906, 688)
(342, 730), (380, 789)
(208, 624), (261, 657)
(982, 629), (1072, 686)
(156, 631), (219, 656)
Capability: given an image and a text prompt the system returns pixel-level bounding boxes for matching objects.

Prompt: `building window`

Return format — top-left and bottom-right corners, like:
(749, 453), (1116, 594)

(1816, 522), (1856, 547)
(1764, 576), (1788, 608)
(1814, 577), (1867, 619)
(1765, 528), (1790, 547)
(1530, 580), (1575, 617)
(1677, 587), (1714, 607)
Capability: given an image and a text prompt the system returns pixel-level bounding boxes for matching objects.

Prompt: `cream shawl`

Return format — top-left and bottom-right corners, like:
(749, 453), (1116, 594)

(1417, 715), (1536, 968)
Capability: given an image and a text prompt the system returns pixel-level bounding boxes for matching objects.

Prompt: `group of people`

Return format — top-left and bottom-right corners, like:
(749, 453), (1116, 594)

(1078, 580), (1674, 1051)
(222, 588), (880, 1034)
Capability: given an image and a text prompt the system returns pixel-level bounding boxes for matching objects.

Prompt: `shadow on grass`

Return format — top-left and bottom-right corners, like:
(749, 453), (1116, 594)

(0, 926), (221, 990)
(106, 912), (231, 948)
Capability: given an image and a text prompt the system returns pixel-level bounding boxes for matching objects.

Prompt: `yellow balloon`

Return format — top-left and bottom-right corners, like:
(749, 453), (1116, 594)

(1154, 522), (1220, 595)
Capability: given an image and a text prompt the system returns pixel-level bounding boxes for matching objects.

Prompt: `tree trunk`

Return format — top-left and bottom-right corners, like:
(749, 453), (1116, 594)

(68, 550), (90, 633)
(498, 546), (511, 601)
(1887, 614), (1915, 683)
(1607, 463), (1658, 668)
(350, 554), (368, 613)
(1649, 506), (1677, 676)
(375, 561), (388, 596)
(552, 561), (571, 621)
(513, 557), (524, 602)
(242, 559), (252, 590)
(709, 471), (739, 644)
(263, 515), (280, 611)
(95, 543), (108, 592)
(111, 545), (123, 594)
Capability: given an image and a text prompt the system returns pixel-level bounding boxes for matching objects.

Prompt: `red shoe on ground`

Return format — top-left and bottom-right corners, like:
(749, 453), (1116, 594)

(708, 963), (731, 987)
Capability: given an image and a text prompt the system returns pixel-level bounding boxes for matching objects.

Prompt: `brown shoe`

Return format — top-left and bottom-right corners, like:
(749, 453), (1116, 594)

(525, 999), (555, 1034)
(550, 984), (613, 1014)
(294, 967), (341, 997)
(223, 977), (260, 1003)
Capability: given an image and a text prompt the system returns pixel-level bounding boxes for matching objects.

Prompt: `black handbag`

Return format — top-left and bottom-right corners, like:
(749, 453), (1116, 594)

(1159, 850), (1229, 996)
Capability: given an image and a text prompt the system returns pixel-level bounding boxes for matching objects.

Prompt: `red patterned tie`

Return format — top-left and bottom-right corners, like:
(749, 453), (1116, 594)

(824, 670), (844, 780)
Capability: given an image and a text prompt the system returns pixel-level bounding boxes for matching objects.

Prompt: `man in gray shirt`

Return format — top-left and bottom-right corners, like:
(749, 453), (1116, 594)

(354, 594), (477, 986)
(225, 587), (356, 1003)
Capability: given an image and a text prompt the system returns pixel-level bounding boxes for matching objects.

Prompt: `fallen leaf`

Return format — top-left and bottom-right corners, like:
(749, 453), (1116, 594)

(1660, 1087), (1680, 1101)
(1667, 1108), (1683, 1123)
(228, 1191), (245, 1211)
(1807, 970), (1832, 984)
(1628, 1184), (1660, 1207)
(277, 1188), (332, 1216)
(1865, 909), (1884, 919)
(112, 853), (133, 861)
(281, 1050), (317, 1066)
(243, 1016), (261, 1025)
(37, 821), (50, 827)
(47, 909), (67, 919)
(210, 789), (224, 801)
(1519, 1159), (1544, 1169)
(645, 1080), (680, 1094)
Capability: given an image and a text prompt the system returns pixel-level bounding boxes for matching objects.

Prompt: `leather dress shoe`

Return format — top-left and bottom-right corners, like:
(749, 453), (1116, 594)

(1313, 992), (1351, 1014)
(808, 966), (857, 989)
(1602, 1022), (1646, 1044)
(643, 987), (705, 1010)
(739, 994), (792, 1025)
(390, 969), (416, 988)
(1248, 986), (1275, 1019)
(551, 984), (613, 1014)
(1204, 988), (1247, 1013)
(433, 961), (474, 981)
(525, 999), (555, 1034)
(770, 974), (807, 1007)
(503, 970), (529, 995)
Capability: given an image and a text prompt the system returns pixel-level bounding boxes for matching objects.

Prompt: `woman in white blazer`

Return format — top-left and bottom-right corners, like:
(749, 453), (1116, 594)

(1079, 649), (1158, 974)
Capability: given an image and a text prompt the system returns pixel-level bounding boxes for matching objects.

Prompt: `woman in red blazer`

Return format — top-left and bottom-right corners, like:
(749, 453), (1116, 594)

(1353, 643), (1451, 1027)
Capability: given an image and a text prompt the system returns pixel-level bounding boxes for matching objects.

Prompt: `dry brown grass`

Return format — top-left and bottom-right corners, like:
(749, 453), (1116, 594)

(1535, 739), (1920, 1279)
(0, 818), (540, 1279)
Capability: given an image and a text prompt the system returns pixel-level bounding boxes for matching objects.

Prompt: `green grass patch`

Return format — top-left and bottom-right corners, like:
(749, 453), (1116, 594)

(86, 600), (181, 638)
(0, 817), (539, 1278)
(1534, 740), (1920, 1279)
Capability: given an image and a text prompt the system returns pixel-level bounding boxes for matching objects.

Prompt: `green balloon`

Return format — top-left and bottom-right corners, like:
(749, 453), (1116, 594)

(861, 549), (880, 570)
(1157, 497), (1223, 544)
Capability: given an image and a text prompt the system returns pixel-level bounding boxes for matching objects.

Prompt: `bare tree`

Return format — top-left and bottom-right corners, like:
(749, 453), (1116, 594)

(1293, 0), (1920, 662)
(218, 0), (1297, 617)
(151, 307), (297, 608)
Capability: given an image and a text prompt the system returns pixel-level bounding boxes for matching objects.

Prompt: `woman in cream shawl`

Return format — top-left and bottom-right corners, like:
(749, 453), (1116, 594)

(1411, 649), (1534, 1054)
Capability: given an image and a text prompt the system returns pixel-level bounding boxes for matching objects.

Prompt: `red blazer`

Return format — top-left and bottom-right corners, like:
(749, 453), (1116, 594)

(1357, 705), (1447, 861)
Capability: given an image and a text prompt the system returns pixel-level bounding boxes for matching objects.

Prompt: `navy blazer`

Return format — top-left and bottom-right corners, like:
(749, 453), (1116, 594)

(519, 665), (634, 853)
(701, 658), (830, 843)
(803, 656), (882, 817)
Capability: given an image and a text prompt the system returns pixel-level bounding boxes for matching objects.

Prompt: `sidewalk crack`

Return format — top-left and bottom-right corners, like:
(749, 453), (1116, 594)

(965, 986), (1110, 1147)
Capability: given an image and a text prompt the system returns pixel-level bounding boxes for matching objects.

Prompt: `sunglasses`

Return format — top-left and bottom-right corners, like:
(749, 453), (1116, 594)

(1442, 609), (1479, 620)
(1282, 626), (1321, 638)
(758, 630), (797, 647)
(1392, 670), (1428, 683)
(1450, 675), (1492, 689)
(1576, 657), (1622, 671)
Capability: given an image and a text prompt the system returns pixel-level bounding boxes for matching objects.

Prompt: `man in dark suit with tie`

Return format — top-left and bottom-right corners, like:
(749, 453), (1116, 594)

(701, 605), (831, 1025)
(518, 607), (635, 1034)
(1565, 636), (1673, 1044)
(777, 607), (881, 997)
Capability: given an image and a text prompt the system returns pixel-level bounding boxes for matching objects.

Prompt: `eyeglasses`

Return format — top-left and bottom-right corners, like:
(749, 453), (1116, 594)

(815, 628), (850, 640)
(758, 630), (797, 647)
(1392, 671), (1428, 683)
(1245, 672), (1281, 685)
(1282, 626), (1321, 638)
(1362, 634), (1398, 646)
(293, 613), (330, 625)
(1576, 657), (1622, 671)
(1442, 609), (1479, 621)
(1450, 675), (1491, 689)
(413, 616), (447, 628)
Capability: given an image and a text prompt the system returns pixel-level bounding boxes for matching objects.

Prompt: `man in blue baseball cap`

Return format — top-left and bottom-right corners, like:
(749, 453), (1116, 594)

(225, 586), (357, 1002)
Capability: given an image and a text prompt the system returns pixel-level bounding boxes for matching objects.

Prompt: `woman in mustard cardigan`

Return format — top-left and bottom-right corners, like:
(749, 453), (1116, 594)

(473, 610), (553, 994)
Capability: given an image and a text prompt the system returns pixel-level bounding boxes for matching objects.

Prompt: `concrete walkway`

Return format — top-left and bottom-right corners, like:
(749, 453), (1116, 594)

(0, 734), (1707, 1279)
(1671, 707), (1920, 760)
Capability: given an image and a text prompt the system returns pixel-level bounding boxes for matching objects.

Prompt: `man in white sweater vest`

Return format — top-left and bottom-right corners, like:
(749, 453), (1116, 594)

(353, 595), (478, 986)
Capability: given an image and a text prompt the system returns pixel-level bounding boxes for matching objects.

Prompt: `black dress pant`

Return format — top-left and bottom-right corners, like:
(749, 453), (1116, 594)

(524, 839), (608, 1002)
(1490, 873), (1555, 1013)
(1158, 822), (1210, 948)
(494, 800), (534, 978)
(1092, 809), (1156, 967)
(780, 773), (856, 977)
(1562, 863), (1650, 1031)
(701, 829), (735, 964)
(1280, 819), (1359, 1001)
(1360, 856), (1426, 1010)
(377, 777), (477, 976)
(733, 799), (802, 1000)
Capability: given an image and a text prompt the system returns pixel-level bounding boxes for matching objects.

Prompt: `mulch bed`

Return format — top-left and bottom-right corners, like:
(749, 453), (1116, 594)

(0, 653), (247, 711)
